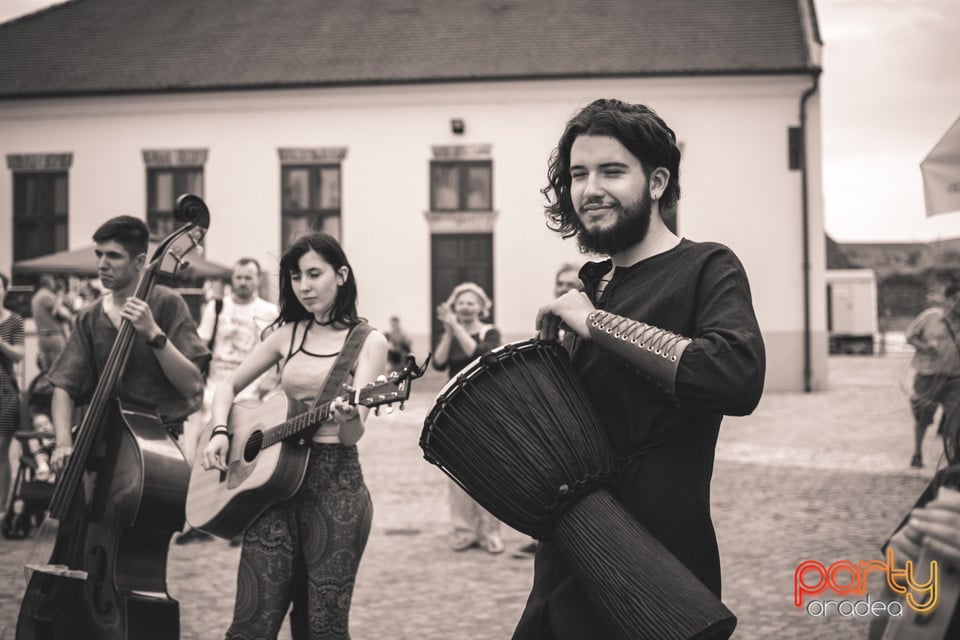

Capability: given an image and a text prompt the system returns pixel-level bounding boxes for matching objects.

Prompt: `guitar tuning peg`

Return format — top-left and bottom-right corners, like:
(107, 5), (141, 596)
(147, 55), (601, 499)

(376, 374), (387, 383)
(389, 371), (399, 379)
(399, 401), (405, 411)
(384, 405), (394, 415)
(374, 406), (381, 416)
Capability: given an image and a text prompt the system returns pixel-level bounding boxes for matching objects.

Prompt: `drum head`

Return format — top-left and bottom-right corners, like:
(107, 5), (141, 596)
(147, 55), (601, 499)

(421, 338), (616, 538)
(434, 338), (546, 401)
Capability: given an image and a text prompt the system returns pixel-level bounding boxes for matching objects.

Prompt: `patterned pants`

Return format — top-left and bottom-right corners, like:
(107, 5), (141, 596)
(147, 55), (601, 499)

(226, 444), (373, 640)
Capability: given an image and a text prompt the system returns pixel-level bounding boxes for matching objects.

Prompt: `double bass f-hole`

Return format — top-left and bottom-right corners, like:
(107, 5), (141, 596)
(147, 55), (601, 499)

(89, 544), (113, 616)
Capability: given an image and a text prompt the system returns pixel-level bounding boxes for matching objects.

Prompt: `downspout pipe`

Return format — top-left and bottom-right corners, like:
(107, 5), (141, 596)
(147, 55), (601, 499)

(799, 70), (820, 392)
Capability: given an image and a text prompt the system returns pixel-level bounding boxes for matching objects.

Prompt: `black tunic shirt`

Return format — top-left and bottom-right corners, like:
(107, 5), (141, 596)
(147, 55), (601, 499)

(574, 238), (765, 455)
(571, 238), (765, 595)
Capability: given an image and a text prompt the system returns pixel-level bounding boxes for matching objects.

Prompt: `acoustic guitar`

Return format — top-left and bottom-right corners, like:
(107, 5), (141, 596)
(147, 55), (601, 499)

(185, 355), (427, 539)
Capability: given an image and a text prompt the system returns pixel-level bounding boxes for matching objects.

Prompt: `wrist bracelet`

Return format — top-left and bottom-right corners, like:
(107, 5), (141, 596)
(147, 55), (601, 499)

(210, 425), (230, 441)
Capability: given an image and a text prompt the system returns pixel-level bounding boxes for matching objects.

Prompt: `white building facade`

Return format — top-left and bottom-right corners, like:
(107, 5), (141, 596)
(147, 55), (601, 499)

(0, 0), (826, 391)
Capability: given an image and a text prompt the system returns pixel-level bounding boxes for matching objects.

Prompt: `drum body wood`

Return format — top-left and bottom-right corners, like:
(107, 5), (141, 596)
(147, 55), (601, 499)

(421, 339), (736, 640)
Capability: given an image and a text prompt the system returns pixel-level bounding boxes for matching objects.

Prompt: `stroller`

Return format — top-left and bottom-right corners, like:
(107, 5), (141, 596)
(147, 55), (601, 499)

(2, 372), (57, 540)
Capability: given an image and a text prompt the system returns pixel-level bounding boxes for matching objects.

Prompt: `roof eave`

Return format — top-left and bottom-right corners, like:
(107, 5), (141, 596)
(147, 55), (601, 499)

(0, 66), (826, 101)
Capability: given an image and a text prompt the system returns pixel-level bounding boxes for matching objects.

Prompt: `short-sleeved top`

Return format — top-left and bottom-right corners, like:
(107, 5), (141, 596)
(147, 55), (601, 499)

(907, 307), (960, 376)
(0, 311), (25, 435)
(48, 285), (209, 425)
(0, 312), (24, 363)
(0, 311), (24, 388)
(31, 288), (64, 335)
(197, 296), (278, 400)
(280, 320), (369, 442)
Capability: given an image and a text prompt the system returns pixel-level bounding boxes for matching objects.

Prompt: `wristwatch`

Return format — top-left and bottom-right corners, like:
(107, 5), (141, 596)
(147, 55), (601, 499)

(146, 331), (168, 349)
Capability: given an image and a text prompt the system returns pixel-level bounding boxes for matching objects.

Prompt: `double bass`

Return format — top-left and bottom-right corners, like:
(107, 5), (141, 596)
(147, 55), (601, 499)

(17, 195), (211, 639)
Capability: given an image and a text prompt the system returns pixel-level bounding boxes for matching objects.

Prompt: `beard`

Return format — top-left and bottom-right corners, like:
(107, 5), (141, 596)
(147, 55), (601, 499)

(575, 190), (653, 256)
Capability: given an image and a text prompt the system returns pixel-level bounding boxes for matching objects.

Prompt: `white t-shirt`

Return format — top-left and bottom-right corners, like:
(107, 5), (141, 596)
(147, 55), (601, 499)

(197, 296), (278, 401)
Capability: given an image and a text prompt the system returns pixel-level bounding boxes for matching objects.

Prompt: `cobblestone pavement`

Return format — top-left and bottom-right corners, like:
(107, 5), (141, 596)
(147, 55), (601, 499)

(0, 353), (944, 639)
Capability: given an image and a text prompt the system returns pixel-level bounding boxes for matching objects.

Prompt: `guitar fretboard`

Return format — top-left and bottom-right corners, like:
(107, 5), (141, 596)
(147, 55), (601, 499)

(261, 394), (351, 447)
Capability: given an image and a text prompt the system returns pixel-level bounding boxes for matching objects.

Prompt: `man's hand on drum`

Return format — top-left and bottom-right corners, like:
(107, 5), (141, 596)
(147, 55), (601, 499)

(536, 290), (594, 341)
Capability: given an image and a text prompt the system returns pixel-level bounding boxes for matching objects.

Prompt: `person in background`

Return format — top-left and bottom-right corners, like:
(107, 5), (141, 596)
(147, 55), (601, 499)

(433, 281), (505, 554)
(0, 272), (26, 513)
(175, 258), (279, 545)
(385, 315), (412, 374)
(31, 274), (74, 371)
(74, 279), (102, 311)
(55, 277), (75, 336)
(905, 281), (960, 468)
(554, 262), (583, 298)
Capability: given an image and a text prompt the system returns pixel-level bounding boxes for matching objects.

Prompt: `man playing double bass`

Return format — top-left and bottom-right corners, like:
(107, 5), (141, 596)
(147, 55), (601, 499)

(17, 215), (208, 639)
(518, 99), (766, 638)
(48, 215), (208, 476)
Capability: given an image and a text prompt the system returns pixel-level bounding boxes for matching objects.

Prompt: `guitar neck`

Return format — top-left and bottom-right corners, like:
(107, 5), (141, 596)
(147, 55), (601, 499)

(261, 396), (345, 448)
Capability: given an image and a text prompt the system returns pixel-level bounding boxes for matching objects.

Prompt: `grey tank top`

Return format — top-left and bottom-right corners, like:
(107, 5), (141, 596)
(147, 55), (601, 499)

(280, 319), (352, 441)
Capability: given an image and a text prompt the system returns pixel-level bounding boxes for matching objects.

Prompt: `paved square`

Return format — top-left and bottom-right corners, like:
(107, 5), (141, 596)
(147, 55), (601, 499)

(0, 353), (940, 639)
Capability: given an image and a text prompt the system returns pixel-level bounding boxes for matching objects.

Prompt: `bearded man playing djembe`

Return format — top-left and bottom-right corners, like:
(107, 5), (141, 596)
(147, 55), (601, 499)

(514, 98), (766, 639)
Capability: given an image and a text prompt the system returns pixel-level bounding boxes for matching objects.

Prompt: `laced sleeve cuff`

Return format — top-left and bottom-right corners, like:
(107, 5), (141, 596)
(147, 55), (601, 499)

(586, 309), (691, 400)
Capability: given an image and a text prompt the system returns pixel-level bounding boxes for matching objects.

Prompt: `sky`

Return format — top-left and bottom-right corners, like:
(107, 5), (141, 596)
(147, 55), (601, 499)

(1, 0), (959, 243)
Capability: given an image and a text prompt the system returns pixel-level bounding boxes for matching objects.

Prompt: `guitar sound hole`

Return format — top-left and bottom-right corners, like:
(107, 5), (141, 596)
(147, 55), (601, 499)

(243, 432), (263, 463)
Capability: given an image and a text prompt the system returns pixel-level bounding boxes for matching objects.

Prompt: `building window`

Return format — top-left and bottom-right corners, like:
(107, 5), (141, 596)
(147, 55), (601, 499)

(281, 165), (341, 248)
(12, 172), (69, 262)
(430, 160), (492, 211)
(278, 147), (347, 251)
(147, 167), (204, 238)
(142, 148), (207, 238)
(6, 154), (73, 263)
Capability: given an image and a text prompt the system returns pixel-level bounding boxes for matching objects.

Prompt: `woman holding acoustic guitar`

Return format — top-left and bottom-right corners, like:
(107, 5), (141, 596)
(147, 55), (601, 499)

(201, 232), (387, 640)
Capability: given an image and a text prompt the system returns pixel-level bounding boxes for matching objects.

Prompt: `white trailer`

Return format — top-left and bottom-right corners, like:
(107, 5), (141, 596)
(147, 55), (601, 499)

(826, 269), (879, 354)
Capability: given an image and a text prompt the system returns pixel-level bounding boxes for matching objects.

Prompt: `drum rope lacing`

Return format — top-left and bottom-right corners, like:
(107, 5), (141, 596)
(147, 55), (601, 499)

(420, 341), (617, 537)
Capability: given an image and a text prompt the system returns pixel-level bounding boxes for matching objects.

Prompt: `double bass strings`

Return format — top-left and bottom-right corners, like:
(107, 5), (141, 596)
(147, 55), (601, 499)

(48, 268), (157, 518)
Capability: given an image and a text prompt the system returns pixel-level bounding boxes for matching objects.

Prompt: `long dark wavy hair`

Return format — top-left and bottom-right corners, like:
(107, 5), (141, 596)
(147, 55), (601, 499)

(269, 232), (361, 331)
(543, 98), (682, 238)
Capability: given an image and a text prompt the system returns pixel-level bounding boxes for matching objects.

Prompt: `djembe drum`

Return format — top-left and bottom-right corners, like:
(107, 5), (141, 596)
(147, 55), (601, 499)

(421, 339), (736, 640)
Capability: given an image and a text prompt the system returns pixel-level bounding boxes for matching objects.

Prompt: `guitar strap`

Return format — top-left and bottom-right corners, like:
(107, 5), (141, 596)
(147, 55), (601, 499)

(302, 321), (374, 441)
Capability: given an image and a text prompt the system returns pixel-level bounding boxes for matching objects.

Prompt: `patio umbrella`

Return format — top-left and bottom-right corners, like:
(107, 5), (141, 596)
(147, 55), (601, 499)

(13, 241), (232, 279)
(921, 114), (960, 217)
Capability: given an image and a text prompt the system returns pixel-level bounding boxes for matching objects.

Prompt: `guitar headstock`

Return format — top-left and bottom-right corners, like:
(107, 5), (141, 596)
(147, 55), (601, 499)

(354, 352), (432, 412)
(151, 193), (210, 277)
